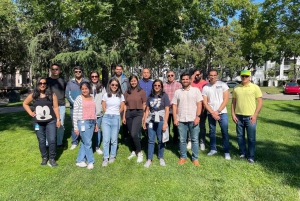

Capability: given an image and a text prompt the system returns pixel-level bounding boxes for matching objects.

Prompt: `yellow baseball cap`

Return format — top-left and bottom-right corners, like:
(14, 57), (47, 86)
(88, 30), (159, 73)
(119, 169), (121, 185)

(240, 70), (251, 76)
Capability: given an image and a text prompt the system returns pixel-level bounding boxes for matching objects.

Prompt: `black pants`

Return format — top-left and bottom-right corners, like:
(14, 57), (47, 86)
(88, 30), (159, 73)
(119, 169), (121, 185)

(126, 109), (143, 153)
(168, 113), (179, 143)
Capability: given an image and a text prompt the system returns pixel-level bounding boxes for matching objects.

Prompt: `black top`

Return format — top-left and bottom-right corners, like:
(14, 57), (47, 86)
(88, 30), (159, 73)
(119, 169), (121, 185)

(46, 77), (66, 106)
(33, 97), (56, 123)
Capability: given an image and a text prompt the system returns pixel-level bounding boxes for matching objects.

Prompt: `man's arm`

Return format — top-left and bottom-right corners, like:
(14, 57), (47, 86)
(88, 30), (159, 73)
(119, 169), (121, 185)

(172, 104), (178, 126)
(250, 97), (263, 124)
(231, 98), (238, 124)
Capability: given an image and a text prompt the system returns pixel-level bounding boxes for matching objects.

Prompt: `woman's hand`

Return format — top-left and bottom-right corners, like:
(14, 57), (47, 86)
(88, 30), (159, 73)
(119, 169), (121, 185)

(94, 124), (98, 132)
(74, 130), (80, 136)
(162, 123), (167, 132)
(122, 117), (126, 124)
(30, 111), (36, 117)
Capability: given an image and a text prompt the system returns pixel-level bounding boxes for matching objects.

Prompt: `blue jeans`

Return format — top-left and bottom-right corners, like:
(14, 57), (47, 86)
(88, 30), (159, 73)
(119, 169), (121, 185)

(236, 114), (257, 160)
(93, 116), (103, 149)
(76, 120), (95, 164)
(178, 122), (199, 160)
(70, 108), (79, 145)
(207, 113), (230, 153)
(35, 119), (57, 159)
(57, 106), (65, 145)
(147, 120), (165, 160)
(101, 114), (120, 159)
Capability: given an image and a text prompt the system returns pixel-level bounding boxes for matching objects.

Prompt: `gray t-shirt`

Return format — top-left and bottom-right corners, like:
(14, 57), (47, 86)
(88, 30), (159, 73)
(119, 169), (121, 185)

(202, 81), (229, 114)
(46, 77), (66, 106)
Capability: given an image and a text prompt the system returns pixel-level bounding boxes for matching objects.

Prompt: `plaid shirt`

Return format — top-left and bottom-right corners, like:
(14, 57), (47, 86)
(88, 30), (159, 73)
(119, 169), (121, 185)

(163, 81), (182, 103)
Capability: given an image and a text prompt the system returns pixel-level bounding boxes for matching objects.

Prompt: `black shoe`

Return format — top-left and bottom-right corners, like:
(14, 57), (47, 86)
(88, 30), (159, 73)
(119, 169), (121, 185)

(48, 159), (58, 167)
(41, 158), (48, 165)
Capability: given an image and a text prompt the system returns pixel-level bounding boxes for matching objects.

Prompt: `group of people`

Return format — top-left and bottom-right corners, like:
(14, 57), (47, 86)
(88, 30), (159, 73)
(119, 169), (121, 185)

(23, 63), (263, 169)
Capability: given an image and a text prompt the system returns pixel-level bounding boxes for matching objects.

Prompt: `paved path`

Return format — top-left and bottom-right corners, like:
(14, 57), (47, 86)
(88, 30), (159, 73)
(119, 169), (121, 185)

(0, 93), (298, 114)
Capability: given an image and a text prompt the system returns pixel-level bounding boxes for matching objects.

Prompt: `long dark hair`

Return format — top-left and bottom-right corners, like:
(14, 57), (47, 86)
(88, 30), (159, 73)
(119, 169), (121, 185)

(89, 71), (103, 93)
(126, 75), (142, 94)
(80, 82), (92, 93)
(107, 78), (122, 98)
(32, 77), (53, 101)
(150, 79), (164, 98)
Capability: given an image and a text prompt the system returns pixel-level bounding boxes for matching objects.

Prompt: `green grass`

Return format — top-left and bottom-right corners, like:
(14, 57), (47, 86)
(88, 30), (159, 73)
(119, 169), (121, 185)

(259, 86), (283, 94)
(0, 101), (299, 200)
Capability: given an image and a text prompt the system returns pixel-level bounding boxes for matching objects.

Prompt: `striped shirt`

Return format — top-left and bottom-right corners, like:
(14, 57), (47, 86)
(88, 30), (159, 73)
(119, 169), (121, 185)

(163, 81), (182, 103)
(73, 95), (96, 130)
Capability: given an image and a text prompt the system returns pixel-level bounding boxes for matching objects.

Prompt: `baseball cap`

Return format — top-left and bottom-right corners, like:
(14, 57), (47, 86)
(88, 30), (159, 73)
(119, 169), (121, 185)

(240, 70), (250, 76)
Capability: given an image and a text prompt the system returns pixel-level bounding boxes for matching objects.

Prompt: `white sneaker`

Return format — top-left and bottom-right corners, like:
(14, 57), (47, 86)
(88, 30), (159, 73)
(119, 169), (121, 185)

(87, 163), (94, 170)
(225, 153), (231, 160)
(70, 144), (77, 150)
(187, 141), (192, 150)
(96, 148), (103, 155)
(144, 160), (152, 168)
(159, 158), (166, 166)
(200, 143), (205, 151)
(207, 150), (217, 156)
(128, 151), (136, 160)
(76, 162), (87, 167)
(137, 153), (143, 163)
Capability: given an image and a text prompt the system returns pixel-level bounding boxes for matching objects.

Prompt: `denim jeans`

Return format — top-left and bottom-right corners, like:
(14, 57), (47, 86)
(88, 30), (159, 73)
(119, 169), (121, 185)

(35, 119), (57, 159)
(76, 120), (95, 164)
(236, 114), (257, 160)
(147, 120), (165, 160)
(101, 114), (120, 159)
(70, 108), (79, 145)
(199, 110), (207, 144)
(57, 106), (65, 146)
(93, 116), (103, 149)
(207, 113), (230, 153)
(178, 122), (199, 160)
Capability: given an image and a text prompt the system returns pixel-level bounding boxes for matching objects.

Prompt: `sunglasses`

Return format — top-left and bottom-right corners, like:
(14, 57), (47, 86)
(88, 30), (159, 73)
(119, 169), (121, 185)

(167, 75), (174, 77)
(111, 84), (119, 87)
(241, 75), (249, 78)
(38, 82), (47, 86)
(74, 70), (82, 73)
(154, 85), (161, 87)
(51, 68), (59, 71)
(91, 76), (98, 78)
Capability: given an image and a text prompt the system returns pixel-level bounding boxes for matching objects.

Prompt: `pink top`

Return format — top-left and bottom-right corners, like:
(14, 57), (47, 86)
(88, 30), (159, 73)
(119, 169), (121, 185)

(192, 80), (209, 92)
(82, 98), (96, 120)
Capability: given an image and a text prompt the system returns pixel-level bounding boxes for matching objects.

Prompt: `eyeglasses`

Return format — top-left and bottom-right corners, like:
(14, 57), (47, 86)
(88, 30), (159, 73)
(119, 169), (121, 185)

(167, 74), (174, 77)
(38, 82), (47, 86)
(51, 68), (59, 71)
(241, 75), (249, 78)
(111, 84), (119, 87)
(91, 76), (98, 78)
(74, 70), (82, 73)
(154, 85), (161, 87)
(195, 74), (201, 77)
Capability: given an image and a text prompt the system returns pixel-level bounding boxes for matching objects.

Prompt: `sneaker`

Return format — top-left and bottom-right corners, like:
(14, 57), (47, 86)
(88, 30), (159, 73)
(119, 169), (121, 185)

(178, 158), (187, 165)
(192, 159), (200, 167)
(48, 159), (58, 167)
(200, 143), (205, 151)
(41, 158), (48, 165)
(248, 159), (255, 164)
(76, 162), (87, 167)
(102, 159), (108, 167)
(87, 163), (94, 170)
(109, 157), (115, 164)
(159, 158), (166, 166)
(207, 150), (217, 156)
(128, 151), (136, 160)
(96, 148), (103, 155)
(144, 160), (152, 168)
(137, 152), (143, 163)
(187, 141), (191, 150)
(240, 154), (246, 159)
(225, 153), (231, 160)
(70, 144), (77, 150)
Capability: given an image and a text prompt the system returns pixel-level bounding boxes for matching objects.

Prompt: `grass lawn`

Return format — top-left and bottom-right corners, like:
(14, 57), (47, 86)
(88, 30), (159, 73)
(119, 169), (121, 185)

(259, 86), (283, 94)
(0, 100), (299, 200)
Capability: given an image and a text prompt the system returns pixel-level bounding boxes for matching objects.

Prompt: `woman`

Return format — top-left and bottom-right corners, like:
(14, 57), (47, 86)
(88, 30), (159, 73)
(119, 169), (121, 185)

(143, 79), (170, 168)
(23, 77), (60, 167)
(122, 75), (146, 163)
(73, 82), (98, 170)
(90, 71), (106, 155)
(101, 78), (125, 167)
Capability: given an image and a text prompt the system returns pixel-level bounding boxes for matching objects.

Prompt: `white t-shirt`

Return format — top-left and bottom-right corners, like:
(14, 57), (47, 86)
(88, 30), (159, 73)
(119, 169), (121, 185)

(102, 93), (125, 115)
(202, 81), (229, 114)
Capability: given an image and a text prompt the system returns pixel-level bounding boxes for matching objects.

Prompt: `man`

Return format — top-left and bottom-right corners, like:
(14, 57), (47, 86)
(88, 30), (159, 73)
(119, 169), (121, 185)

(202, 69), (231, 160)
(172, 72), (203, 167)
(66, 66), (89, 150)
(231, 70), (263, 164)
(163, 70), (182, 144)
(191, 69), (209, 150)
(46, 64), (66, 149)
(112, 64), (128, 94)
(139, 68), (153, 98)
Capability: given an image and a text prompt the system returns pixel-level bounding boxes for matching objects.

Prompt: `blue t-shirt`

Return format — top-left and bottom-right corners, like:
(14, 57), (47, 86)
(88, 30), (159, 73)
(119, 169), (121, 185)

(139, 79), (153, 98)
(146, 93), (170, 121)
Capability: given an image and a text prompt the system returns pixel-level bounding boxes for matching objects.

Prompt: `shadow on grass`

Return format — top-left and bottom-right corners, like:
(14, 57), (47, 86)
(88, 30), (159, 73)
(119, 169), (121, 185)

(0, 112), (33, 132)
(263, 103), (300, 117)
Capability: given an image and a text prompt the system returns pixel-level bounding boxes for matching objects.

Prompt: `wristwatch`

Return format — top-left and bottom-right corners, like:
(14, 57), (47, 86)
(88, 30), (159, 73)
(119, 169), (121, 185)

(197, 114), (201, 118)
(217, 110), (222, 114)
